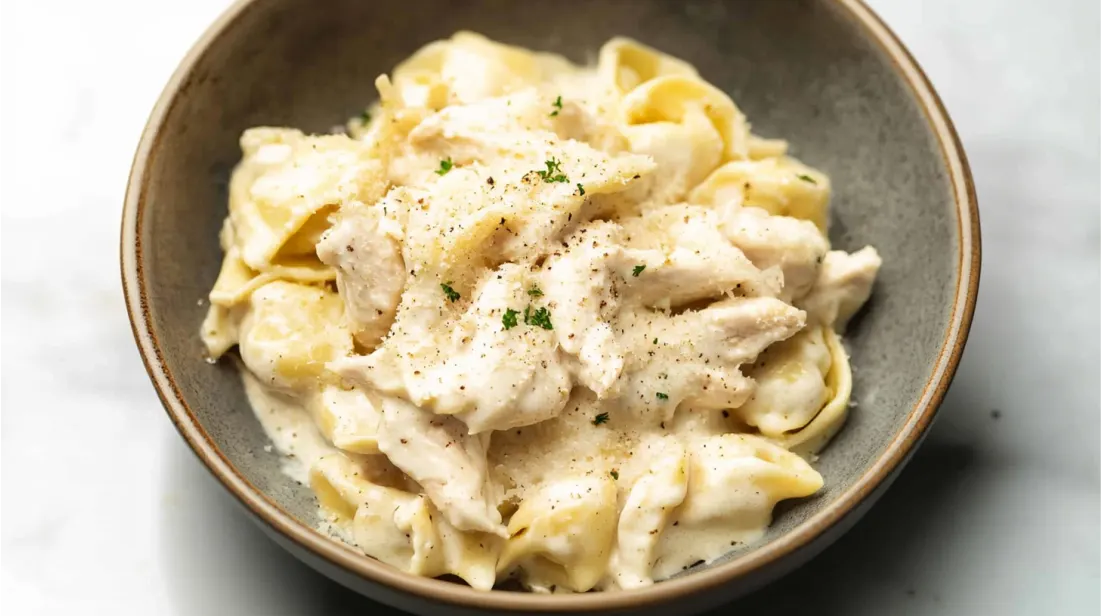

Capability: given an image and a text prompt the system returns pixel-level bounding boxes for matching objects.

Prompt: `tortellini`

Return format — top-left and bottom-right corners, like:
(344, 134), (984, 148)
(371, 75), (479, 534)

(691, 157), (832, 232)
(229, 127), (386, 272)
(497, 476), (618, 592)
(736, 325), (834, 437)
(652, 435), (823, 580)
(311, 454), (500, 590)
(200, 33), (881, 594)
(773, 327), (856, 456)
(306, 385), (383, 455)
(608, 438), (689, 589)
(597, 37), (700, 95)
(391, 32), (574, 110)
(237, 281), (352, 390)
(621, 76), (750, 162)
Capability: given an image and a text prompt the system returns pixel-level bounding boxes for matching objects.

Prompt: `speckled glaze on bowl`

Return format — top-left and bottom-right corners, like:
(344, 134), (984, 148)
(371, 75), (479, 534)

(121, 1), (979, 613)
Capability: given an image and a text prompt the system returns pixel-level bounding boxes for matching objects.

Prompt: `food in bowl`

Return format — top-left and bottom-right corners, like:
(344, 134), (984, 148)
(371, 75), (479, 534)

(199, 32), (882, 593)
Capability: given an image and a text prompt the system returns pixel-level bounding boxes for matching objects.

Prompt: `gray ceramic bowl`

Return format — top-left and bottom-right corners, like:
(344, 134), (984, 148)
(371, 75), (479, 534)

(122, 0), (980, 614)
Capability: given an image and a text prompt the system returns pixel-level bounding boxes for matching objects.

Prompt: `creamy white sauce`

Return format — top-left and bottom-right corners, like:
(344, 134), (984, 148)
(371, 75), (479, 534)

(240, 370), (338, 485)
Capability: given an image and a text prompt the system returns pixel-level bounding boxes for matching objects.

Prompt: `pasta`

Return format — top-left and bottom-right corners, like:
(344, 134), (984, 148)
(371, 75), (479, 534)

(200, 32), (883, 592)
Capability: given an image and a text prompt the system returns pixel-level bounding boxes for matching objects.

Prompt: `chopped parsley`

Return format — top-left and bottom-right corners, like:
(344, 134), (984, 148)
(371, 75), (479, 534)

(440, 282), (460, 302)
(435, 157), (454, 176)
(610, 470), (619, 480)
(527, 285), (544, 298)
(592, 412), (610, 426)
(656, 392), (669, 400)
(576, 183), (585, 196)
(796, 173), (817, 185)
(653, 337), (658, 345)
(358, 109), (371, 123)
(536, 157), (569, 183)
(502, 308), (519, 330)
(632, 264), (647, 277)
(549, 95), (563, 117)
(524, 305), (554, 330)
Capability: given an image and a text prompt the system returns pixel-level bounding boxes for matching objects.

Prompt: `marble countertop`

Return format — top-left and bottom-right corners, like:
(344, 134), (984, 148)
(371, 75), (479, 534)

(2, 0), (1098, 613)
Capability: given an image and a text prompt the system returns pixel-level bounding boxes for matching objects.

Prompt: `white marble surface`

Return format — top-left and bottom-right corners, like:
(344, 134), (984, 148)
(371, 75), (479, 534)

(1, 0), (1098, 613)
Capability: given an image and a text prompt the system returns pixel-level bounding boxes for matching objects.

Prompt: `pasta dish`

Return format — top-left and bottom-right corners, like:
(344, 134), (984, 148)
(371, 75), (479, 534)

(200, 33), (882, 592)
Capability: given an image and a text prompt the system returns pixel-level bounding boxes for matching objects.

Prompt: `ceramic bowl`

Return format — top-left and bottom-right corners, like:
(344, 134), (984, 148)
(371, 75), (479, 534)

(122, 0), (979, 613)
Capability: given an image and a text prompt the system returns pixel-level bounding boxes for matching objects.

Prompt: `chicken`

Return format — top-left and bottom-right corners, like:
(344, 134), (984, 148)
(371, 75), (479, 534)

(618, 205), (783, 307)
(614, 297), (807, 418)
(620, 244), (781, 309)
(333, 264), (573, 434)
(316, 199), (406, 350)
(373, 396), (506, 536)
(720, 205), (829, 301)
(539, 221), (626, 396)
(799, 246), (882, 332)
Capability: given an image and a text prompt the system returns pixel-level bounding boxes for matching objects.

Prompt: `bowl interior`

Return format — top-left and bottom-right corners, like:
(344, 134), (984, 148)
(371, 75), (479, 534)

(132, 0), (960, 592)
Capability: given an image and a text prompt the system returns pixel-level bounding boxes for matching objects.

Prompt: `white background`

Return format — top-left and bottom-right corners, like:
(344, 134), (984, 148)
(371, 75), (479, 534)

(1, 0), (1098, 614)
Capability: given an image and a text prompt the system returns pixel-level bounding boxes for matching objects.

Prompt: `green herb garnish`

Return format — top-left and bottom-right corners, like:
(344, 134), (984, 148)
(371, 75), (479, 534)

(632, 264), (646, 277)
(656, 392), (669, 400)
(549, 95), (563, 117)
(359, 109), (371, 123)
(536, 157), (569, 183)
(524, 305), (554, 330)
(593, 412), (610, 426)
(502, 308), (519, 330)
(441, 282), (460, 302)
(576, 183), (585, 196)
(527, 285), (544, 298)
(435, 157), (454, 176)
(796, 174), (817, 185)
(610, 470), (619, 480)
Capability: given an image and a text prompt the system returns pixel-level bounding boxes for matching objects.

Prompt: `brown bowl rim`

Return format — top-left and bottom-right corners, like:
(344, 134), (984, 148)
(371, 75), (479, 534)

(121, 0), (981, 610)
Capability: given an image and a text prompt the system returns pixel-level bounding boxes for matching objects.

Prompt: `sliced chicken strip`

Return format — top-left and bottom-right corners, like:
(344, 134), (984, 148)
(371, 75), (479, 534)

(375, 396), (506, 536)
(620, 245), (780, 309)
(615, 297), (806, 418)
(540, 221), (626, 396)
(719, 205), (828, 302)
(701, 297), (810, 364)
(799, 246), (882, 332)
(618, 205), (782, 305)
(316, 199), (407, 349)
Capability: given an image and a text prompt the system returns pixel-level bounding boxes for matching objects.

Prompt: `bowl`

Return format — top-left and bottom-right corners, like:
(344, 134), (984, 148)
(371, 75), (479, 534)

(121, 0), (980, 613)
